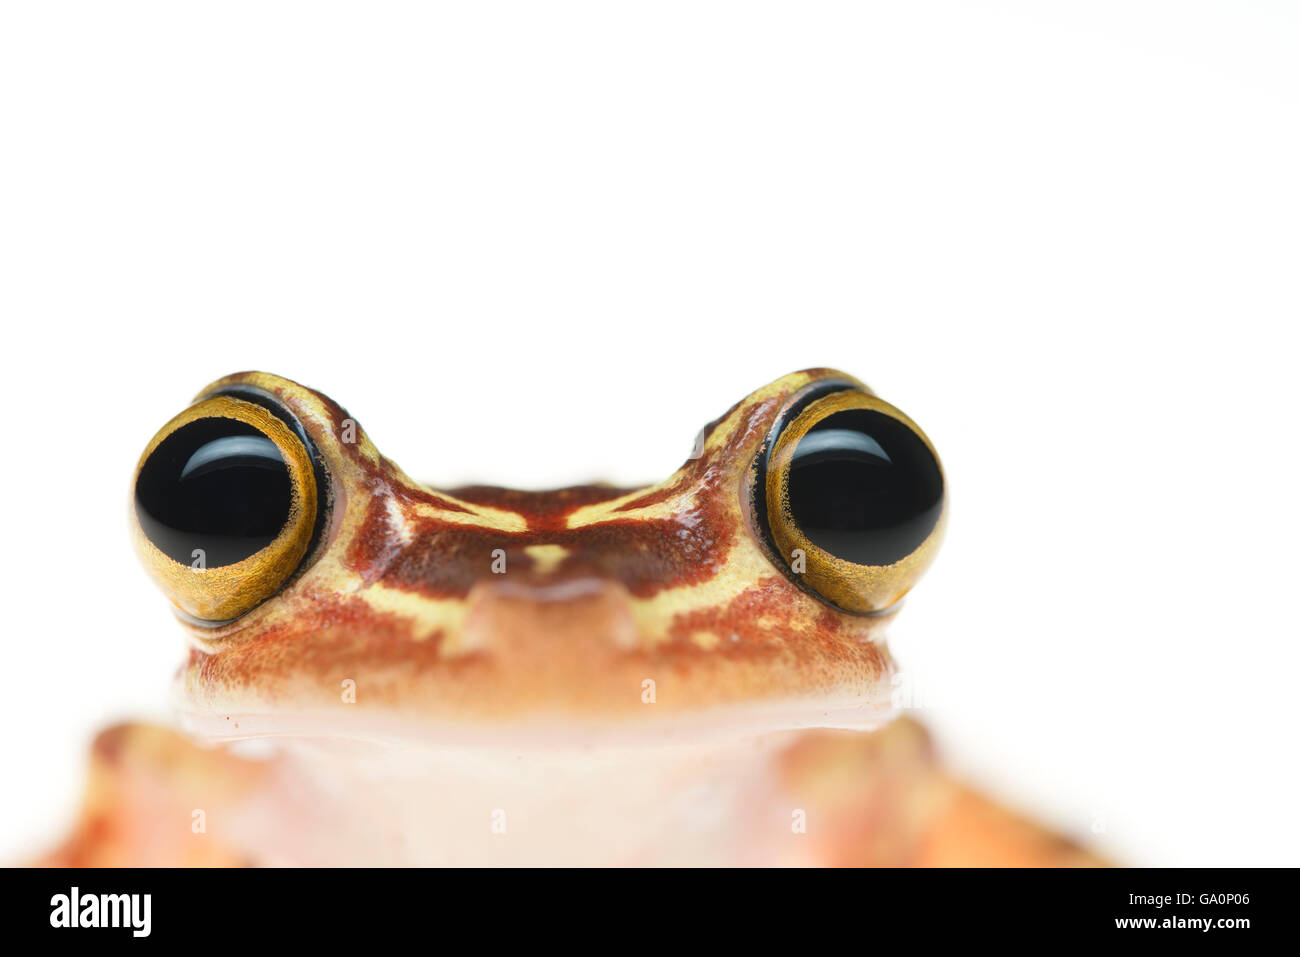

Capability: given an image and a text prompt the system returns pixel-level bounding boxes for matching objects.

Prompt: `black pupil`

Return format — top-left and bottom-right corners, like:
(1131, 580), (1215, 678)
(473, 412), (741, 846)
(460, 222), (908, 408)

(787, 409), (943, 566)
(135, 418), (291, 567)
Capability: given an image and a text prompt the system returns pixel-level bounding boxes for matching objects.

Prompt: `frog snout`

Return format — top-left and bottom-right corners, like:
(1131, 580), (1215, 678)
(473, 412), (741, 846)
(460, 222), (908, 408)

(457, 575), (642, 655)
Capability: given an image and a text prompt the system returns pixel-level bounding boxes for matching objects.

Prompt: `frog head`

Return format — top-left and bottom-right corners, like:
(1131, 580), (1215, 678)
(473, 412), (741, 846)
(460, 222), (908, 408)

(131, 369), (945, 747)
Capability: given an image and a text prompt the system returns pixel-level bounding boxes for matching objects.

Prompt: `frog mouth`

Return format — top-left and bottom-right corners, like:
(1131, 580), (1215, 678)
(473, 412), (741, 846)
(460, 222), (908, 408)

(171, 562), (903, 751)
(175, 692), (901, 752)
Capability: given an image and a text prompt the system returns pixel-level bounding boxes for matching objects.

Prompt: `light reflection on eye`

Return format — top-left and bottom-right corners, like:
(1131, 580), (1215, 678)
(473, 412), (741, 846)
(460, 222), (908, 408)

(790, 429), (892, 470)
(180, 435), (285, 482)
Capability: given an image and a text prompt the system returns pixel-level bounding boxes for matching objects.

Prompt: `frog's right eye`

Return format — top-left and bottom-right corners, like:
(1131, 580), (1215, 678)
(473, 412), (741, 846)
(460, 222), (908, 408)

(131, 396), (319, 623)
(757, 385), (945, 614)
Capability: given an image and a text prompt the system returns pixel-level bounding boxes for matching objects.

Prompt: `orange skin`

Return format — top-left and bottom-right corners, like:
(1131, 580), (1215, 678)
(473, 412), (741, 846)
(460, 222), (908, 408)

(38, 370), (1103, 866)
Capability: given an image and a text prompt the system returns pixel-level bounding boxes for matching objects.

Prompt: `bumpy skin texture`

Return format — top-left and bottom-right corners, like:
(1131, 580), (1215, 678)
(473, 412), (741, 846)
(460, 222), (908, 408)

(35, 369), (1103, 866)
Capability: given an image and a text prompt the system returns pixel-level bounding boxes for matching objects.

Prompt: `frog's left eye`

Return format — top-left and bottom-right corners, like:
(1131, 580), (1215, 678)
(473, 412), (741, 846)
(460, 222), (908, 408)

(131, 395), (320, 623)
(760, 387), (945, 613)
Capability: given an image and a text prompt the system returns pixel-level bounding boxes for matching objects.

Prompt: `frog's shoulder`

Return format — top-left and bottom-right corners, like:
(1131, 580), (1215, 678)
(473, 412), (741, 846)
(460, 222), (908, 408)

(778, 719), (1108, 866)
(32, 723), (268, 866)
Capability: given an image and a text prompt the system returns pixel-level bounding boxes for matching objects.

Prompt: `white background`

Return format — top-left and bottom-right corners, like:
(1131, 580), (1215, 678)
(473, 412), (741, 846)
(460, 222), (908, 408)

(1, 2), (1296, 865)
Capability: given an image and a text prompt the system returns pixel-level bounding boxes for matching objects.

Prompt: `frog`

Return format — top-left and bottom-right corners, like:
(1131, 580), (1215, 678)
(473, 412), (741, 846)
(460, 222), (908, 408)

(40, 369), (1101, 866)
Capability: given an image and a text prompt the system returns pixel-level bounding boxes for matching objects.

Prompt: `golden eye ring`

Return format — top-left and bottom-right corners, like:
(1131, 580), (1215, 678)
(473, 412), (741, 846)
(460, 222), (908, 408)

(762, 388), (946, 614)
(130, 395), (319, 623)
